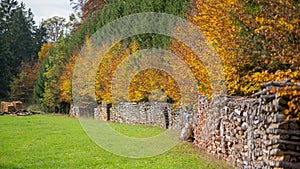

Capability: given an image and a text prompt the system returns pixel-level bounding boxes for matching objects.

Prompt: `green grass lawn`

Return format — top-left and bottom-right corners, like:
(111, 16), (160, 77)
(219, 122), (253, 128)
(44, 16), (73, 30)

(0, 115), (232, 169)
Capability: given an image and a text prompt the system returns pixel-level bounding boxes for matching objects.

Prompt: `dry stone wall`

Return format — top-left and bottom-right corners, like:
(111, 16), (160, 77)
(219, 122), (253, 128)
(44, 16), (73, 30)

(108, 102), (185, 130)
(71, 101), (190, 131)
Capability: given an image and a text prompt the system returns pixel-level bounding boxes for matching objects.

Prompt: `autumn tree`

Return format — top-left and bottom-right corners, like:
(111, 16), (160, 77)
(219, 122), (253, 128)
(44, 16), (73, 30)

(230, 0), (300, 95)
(34, 43), (53, 105)
(38, 43), (53, 62)
(42, 39), (71, 112)
(33, 0), (299, 116)
(35, 0), (199, 109)
(95, 42), (129, 103)
(42, 16), (68, 42)
(128, 69), (180, 103)
(59, 53), (78, 104)
(180, 0), (299, 96)
(168, 0), (240, 98)
(10, 62), (40, 104)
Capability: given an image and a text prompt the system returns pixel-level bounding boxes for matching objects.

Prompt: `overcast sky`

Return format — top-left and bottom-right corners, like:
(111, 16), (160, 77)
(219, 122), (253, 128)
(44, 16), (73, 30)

(21, 0), (73, 25)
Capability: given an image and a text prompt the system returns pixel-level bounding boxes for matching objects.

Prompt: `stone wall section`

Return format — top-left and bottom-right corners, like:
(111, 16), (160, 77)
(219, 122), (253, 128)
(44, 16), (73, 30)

(71, 102), (186, 130)
(109, 102), (185, 130)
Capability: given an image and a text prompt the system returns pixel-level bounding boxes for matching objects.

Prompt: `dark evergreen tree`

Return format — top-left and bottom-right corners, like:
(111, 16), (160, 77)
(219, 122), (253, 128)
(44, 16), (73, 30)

(0, 0), (18, 99)
(34, 58), (49, 104)
(0, 0), (46, 99)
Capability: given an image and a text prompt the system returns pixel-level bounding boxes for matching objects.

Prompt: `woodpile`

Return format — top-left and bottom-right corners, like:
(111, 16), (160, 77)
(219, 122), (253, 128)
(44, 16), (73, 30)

(13, 101), (23, 111)
(0, 101), (39, 116)
(1, 101), (23, 113)
(193, 81), (300, 169)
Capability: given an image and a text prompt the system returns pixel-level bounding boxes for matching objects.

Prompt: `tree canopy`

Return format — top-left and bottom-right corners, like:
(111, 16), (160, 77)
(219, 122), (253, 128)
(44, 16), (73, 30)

(0, 0), (46, 100)
(2, 0), (296, 116)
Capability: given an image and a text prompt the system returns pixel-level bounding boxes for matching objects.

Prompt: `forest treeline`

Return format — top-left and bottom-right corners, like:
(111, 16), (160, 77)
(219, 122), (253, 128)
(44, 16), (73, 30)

(1, 0), (299, 116)
(0, 0), (46, 101)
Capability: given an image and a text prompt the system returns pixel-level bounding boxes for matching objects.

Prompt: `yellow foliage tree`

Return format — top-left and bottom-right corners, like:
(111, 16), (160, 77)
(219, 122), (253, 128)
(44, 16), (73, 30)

(38, 43), (53, 62)
(59, 53), (78, 103)
(231, 0), (300, 95)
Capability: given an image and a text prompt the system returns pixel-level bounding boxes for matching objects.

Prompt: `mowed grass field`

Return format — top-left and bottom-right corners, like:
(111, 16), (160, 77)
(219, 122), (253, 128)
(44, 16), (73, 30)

(0, 115), (232, 169)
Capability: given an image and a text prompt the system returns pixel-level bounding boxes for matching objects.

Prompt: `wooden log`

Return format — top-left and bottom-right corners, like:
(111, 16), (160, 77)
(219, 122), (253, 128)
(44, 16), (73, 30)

(261, 94), (276, 100)
(13, 101), (23, 111)
(270, 148), (300, 156)
(252, 89), (270, 97)
(268, 139), (300, 146)
(267, 129), (300, 135)
(1, 102), (9, 112)
(0, 102), (4, 112)
(277, 162), (300, 169)
(262, 79), (291, 88)
(7, 105), (15, 112)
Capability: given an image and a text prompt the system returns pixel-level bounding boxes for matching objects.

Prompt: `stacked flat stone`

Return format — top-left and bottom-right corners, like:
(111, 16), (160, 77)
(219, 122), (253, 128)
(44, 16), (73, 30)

(108, 102), (185, 130)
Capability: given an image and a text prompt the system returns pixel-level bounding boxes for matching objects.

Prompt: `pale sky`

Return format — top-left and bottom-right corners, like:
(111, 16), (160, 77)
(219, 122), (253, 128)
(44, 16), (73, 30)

(21, 0), (74, 25)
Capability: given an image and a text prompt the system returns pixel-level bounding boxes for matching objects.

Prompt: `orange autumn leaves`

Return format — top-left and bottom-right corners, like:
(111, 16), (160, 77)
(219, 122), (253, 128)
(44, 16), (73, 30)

(59, 0), (299, 110)
(170, 0), (240, 97)
(232, 0), (300, 95)
(187, 0), (299, 119)
(182, 0), (299, 95)
(94, 40), (181, 104)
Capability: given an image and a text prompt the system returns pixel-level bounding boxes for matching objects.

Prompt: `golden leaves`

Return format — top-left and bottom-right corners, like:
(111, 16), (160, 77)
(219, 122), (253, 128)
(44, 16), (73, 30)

(38, 43), (53, 62)
(59, 53), (77, 103)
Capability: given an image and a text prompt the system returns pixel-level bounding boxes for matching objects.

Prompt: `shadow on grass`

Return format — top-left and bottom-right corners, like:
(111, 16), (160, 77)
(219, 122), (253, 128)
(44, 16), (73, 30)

(0, 164), (24, 169)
